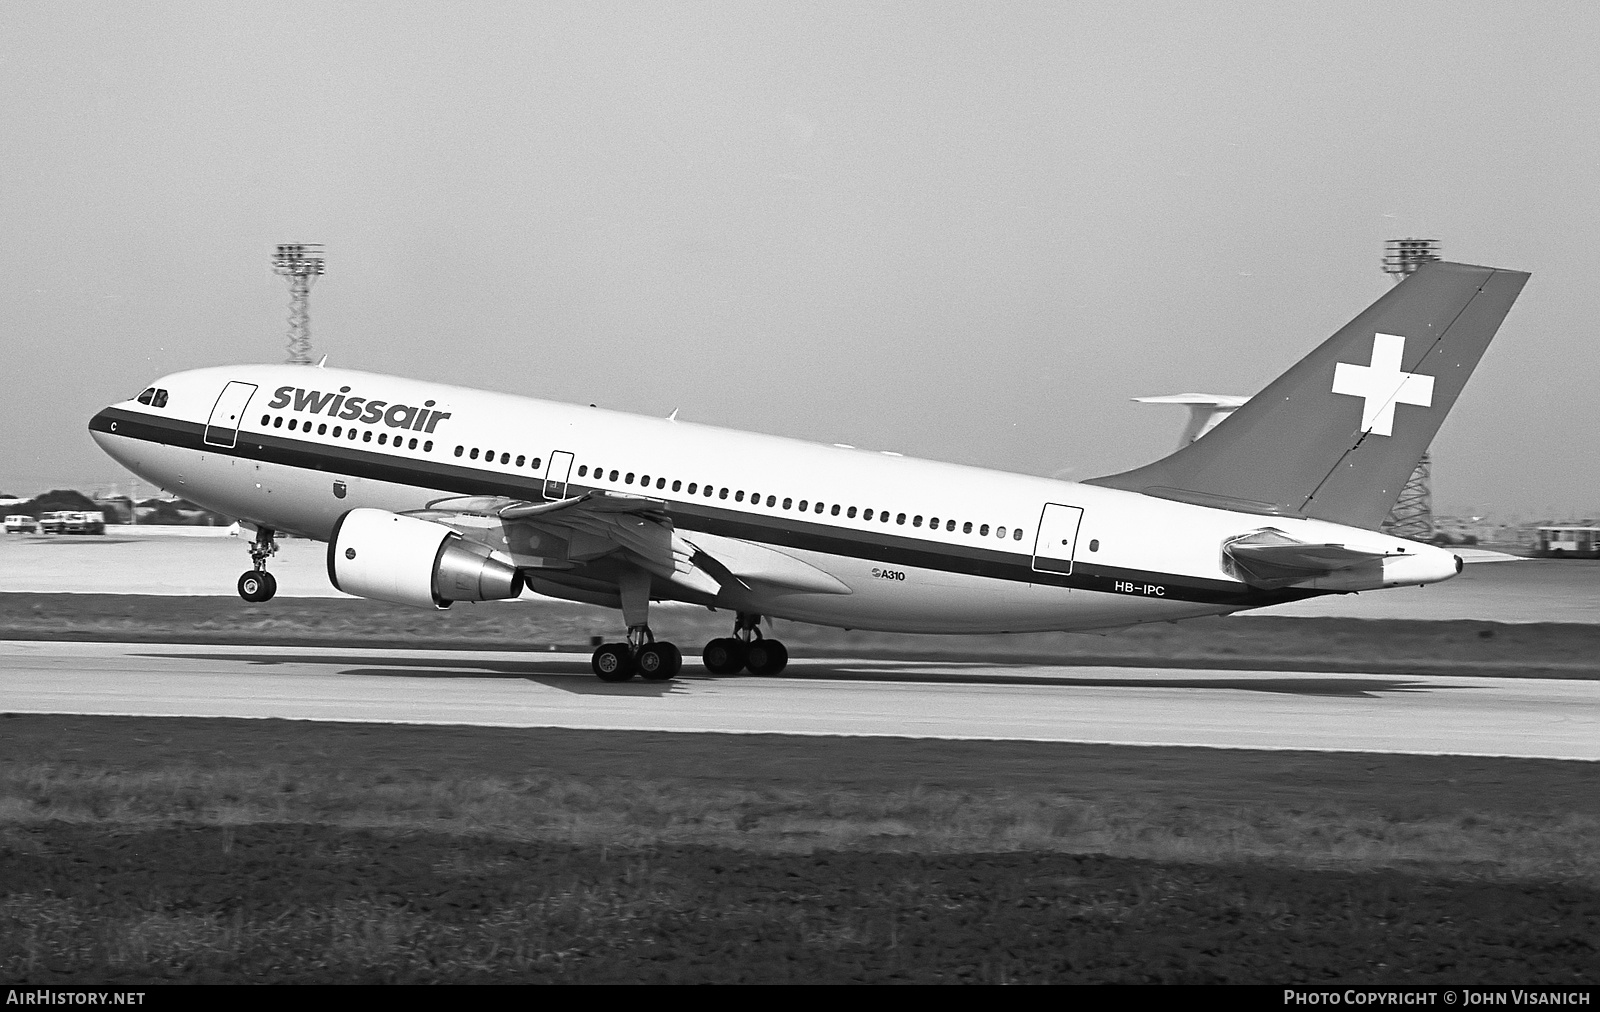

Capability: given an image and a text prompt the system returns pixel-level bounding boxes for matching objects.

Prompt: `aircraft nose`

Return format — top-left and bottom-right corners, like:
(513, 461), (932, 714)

(88, 407), (135, 465)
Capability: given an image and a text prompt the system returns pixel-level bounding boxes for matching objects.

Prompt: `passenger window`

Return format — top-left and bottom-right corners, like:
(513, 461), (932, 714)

(348, 428), (357, 440)
(766, 495), (775, 507)
(688, 483), (697, 494)
(318, 423), (327, 435)
(578, 465), (588, 476)
(783, 498), (792, 510)
(260, 414), (270, 426)
(1089, 539), (1099, 552)
(997, 526), (1006, 538)
(470, 448), (480, 459)
(705, 485), (714, 497)
(913, 516), (923, 528)
(626, 473), (635, 485)
(640, 474), (649, 486)
(377, 433), (387, 445)
(532, 458), (542, 469)
(799, 500), (808, 511)
(864, 509), (874, 521)
(409, 438), (418, 450)
(963, 522), (972, 534)
(981, 524), (990, 536)
(424, 441), (432, 452)
(672, 480), (682, 492)
(363, 431), (373, 443)
(287, 419), (298, 431)
(846, 507), (856, 518)
(610, 470), (619, 482)
(896, 513), (906, 525)
(928, 516), (937, 528)
(656, 478), (666, 490)
(1013, 528), (1024, 540)
(516, 455), (525, 467)
(735, 491), (745, 502)
(815, 502), (824, 514)
(947, 520), (956, 532)
(455, 446), (464, 457)
(333, 426), (343, 438)
(273, 417), (283, 428)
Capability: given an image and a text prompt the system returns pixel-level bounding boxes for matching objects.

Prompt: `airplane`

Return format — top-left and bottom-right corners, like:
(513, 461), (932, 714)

(89, 260), (1528, 682)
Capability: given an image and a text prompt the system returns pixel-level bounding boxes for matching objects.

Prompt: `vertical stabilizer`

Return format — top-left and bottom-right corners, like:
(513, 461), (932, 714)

(1086, 262), (1529, 530)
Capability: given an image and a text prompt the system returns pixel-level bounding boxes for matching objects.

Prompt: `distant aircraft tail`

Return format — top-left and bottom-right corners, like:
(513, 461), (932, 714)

(1086, 261), (1530, 530)
(1132, 393), (1249, 448)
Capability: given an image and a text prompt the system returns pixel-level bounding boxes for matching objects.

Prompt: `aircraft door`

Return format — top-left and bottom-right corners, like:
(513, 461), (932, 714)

(204, 381), (258, 448)
(543, 450), (574, 500)
(1031, 503), (1085, 576)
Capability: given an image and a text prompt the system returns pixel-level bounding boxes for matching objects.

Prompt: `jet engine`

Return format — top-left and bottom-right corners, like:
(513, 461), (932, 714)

(327, 508), (523, 609)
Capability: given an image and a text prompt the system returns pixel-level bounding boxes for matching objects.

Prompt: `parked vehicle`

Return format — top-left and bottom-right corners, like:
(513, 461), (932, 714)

(38, 511), (105, 535)
(2, 515), (37, 534)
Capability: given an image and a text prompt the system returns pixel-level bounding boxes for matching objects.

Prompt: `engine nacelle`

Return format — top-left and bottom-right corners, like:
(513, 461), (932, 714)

(327, 508), (523, 609)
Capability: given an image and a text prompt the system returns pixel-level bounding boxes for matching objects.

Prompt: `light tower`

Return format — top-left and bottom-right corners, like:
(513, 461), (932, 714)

(1380, 238), (1440, 541)
(274, 244), (325, 365)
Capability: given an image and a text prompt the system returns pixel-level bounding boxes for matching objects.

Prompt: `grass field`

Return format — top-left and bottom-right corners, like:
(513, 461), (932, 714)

(2, 596), (1597, 982)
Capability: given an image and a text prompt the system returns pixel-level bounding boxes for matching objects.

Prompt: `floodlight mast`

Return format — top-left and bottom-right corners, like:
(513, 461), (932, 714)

(274, 244), (325, 365)
(1380, 238), (1440, 542)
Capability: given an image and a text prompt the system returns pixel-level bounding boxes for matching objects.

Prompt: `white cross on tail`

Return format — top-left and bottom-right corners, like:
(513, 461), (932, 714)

(1331, 333), (1434, 437)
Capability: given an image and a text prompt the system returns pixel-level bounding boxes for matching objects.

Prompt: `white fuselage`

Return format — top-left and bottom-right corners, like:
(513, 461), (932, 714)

(89, 364), (1460, 634)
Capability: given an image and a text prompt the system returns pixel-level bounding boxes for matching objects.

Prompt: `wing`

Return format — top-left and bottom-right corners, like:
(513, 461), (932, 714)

(406, 493), (849, 601)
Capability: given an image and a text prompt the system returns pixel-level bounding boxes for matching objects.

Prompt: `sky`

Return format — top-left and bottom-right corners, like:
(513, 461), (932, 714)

(2, 2), (1597, 520)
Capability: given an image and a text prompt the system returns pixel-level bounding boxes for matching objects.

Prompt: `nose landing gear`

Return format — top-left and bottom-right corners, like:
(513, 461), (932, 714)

(237, 526), (278, 603)
(704, 613), (788, 675)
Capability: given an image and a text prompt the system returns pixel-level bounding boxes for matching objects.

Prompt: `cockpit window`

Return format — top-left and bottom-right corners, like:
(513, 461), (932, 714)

(153, 389), (168, 408)
(135, 387), (169, 408)
(136, 388), (155, 405)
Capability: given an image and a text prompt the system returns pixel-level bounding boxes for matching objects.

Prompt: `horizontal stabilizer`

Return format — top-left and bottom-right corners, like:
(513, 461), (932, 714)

(1223, 529), (1399, 589)
(1452, 547), (1524, 564)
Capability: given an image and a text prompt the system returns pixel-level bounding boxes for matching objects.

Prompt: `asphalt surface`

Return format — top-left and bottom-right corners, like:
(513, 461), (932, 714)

(4, 639), (1597, 760)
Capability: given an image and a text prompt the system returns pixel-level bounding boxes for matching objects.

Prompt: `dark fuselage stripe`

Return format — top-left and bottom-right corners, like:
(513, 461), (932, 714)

(90, 407), (1312, 608)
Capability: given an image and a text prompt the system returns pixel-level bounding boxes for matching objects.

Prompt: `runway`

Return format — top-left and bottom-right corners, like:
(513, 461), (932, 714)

(3, 533), (1596, 622)
(4, 639), (1597, 761)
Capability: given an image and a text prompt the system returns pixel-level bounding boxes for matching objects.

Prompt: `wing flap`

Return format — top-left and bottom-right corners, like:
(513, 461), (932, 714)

(684, 532), (852, 595)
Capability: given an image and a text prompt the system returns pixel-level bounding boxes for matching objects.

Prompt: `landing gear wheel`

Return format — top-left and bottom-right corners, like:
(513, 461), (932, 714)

(237, 570), (276, 603)
(592, 643), (636, 682)
(702, 637), (747, 675)
(636, 642), (681, 681)
(745, 639), (788, 676)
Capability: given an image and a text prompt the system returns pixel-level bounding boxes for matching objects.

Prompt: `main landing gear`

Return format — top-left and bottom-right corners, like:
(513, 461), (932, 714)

(236, 526), (278, 603)
(702, 613), (788, 676)
(591, 626), (683, 683)
(590, 566), (682, 683)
